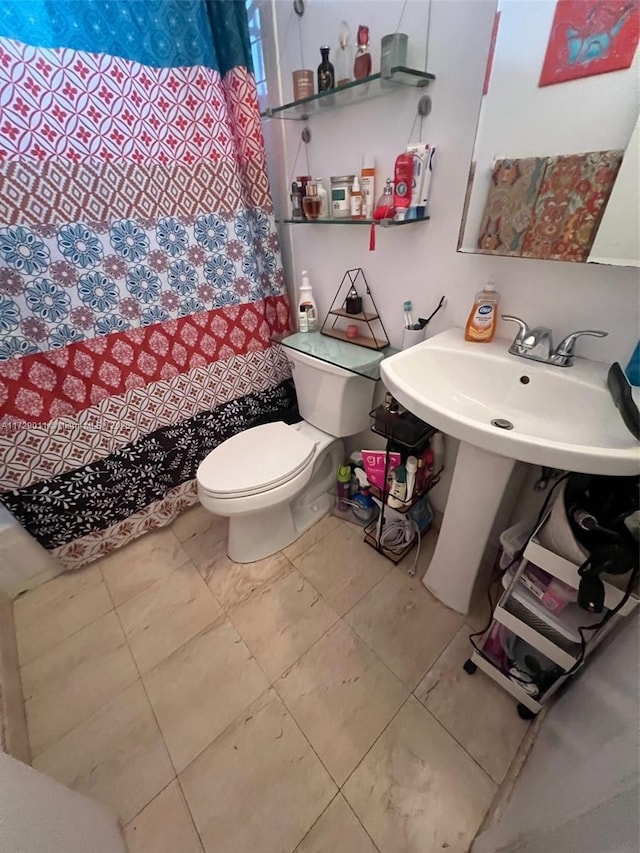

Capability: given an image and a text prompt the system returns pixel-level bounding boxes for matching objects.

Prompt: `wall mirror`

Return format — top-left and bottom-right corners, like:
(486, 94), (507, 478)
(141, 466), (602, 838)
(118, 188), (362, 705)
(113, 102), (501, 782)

(458, 0), (639, 267)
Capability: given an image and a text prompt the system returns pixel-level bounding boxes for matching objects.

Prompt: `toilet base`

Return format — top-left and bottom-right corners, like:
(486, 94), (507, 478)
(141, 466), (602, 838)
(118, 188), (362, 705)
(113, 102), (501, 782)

(225, 437), (343, 563)
(227, 500), (326, 562)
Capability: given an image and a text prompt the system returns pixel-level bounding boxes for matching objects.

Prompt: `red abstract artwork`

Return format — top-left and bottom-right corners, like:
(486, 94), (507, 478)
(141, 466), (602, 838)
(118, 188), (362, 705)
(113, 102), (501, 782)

(540, 0), (640, 86)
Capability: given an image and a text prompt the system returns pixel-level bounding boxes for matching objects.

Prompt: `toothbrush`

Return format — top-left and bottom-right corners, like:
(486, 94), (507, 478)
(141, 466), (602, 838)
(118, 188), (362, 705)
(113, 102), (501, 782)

(403, 300), (414, 329)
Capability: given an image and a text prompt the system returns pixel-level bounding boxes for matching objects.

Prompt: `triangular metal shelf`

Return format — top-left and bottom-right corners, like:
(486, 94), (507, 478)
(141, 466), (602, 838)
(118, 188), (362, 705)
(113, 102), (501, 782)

(321, 268), (390, 351)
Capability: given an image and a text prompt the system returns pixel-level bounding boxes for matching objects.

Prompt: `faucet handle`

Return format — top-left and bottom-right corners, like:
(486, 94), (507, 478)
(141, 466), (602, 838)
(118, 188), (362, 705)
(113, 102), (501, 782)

(501, 315), (529, 342)
(554, 329), (609, 357)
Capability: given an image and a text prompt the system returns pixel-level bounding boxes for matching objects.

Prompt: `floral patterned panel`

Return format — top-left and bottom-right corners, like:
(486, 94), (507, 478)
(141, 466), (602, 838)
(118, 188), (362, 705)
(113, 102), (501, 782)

(0, 208), (283, 359)
(477, 158), (547, 256)
(521, 151), (623, 262)
(0, 2), (292, 570)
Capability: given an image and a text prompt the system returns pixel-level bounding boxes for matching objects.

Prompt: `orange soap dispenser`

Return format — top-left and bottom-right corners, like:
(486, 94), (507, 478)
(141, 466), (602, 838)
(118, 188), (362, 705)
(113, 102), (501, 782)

(465, 280), (500, 342)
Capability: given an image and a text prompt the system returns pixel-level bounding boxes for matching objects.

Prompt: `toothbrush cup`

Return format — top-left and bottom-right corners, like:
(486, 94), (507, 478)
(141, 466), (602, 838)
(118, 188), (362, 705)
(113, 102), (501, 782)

(401, 326), (426, 350)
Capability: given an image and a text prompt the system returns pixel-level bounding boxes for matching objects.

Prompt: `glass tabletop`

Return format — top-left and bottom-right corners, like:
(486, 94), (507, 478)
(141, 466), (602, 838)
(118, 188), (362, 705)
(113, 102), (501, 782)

(271, 331), (397, 381)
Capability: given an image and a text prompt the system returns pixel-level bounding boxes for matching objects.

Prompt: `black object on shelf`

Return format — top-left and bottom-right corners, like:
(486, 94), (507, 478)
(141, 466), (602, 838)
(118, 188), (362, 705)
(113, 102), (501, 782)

(370, 405), (435, 449)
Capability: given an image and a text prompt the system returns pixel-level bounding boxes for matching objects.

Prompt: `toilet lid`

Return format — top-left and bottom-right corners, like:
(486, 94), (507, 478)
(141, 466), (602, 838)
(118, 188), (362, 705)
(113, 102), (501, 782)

(197, 421), (317, 497)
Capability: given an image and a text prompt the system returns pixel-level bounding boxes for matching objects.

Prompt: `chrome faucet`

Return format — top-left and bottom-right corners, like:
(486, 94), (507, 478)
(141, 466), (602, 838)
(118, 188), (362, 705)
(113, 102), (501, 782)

(501, 316), (608, 367)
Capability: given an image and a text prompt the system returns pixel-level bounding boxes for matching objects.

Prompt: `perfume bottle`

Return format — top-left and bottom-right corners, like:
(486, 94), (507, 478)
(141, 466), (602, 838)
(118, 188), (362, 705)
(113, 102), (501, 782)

(290, 181), (303, 219)
(302, 182), (322, 220)
(335, 21), (353, 86)
(373, 178), (396, 221)
(317, 46), (335, 92)
(353, 25), (371, 79)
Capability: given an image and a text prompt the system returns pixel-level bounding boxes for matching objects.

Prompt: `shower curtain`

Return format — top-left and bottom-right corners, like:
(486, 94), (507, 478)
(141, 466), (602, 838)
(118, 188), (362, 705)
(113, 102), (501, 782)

(0, 0), (293, 568)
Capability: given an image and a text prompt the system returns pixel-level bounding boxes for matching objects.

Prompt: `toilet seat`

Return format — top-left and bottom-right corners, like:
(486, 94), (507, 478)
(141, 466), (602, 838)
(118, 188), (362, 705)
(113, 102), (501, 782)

(197, 421), (317, 499)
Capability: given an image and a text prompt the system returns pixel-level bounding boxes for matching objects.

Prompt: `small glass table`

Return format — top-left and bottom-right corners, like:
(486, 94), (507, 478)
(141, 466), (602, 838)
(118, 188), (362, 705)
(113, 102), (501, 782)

(270, 331), (397, 381)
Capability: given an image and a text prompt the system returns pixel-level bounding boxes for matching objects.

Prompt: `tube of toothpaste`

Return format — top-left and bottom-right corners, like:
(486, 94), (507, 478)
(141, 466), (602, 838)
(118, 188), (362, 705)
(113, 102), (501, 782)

(406, 143), (435, 220)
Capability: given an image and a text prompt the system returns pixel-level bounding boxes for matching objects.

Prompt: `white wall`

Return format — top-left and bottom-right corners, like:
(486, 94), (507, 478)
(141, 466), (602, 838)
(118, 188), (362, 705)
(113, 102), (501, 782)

(462, 0), (640, 251)
(472, 613), (640, 852)
(0, 752), (126, 853)
(262, 0), (640, 515)
(0, 505), (64, 598)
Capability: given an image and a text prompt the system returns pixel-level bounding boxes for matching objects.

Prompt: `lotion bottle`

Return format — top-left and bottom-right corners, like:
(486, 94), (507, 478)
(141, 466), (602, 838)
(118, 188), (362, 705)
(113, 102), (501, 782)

(298, 270), (318, 332)
(464, 281), (500, 343)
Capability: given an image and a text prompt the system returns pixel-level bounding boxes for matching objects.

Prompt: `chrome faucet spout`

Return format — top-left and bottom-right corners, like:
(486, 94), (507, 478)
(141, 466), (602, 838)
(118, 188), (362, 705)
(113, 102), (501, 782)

(501, 315), (553, 362)
(500, 316), (608, 368)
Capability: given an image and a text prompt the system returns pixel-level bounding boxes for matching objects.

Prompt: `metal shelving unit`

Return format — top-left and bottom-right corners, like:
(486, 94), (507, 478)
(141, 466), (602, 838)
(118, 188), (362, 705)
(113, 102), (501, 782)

(465, 511), (639, 719)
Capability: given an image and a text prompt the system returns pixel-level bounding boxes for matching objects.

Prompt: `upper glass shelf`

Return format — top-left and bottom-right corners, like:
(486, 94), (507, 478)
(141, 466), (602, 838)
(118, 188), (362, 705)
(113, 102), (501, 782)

(271, 331), (397, 381)
(261, 66), (435, 121)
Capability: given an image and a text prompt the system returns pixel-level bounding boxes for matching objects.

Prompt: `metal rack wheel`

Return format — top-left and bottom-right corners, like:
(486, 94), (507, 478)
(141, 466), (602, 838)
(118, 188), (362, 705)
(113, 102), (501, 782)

(517, 703), (537, 721)
(463, 658), (477, 675)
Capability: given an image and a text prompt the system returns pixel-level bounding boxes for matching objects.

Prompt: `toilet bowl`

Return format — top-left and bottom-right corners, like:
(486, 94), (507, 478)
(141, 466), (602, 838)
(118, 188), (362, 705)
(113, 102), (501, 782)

(198, 420), (343, 562)
(197, 342), (378, 563)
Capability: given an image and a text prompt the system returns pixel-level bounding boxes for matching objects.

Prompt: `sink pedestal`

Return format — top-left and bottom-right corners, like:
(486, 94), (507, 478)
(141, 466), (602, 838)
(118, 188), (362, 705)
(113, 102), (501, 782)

(423, 441), (515, 615)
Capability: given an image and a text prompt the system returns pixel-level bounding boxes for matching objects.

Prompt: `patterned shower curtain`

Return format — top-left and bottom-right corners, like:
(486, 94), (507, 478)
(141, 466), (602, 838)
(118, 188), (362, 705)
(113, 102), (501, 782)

(0, 0), (293, 569)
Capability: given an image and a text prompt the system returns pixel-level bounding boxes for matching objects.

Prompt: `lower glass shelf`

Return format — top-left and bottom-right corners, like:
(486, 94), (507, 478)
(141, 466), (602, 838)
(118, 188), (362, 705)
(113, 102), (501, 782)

(280, 216), (430, 227)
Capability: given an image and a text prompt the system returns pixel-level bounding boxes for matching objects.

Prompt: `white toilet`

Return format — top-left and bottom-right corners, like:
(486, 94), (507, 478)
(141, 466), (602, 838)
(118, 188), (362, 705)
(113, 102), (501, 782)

(197, 347), (377, 562)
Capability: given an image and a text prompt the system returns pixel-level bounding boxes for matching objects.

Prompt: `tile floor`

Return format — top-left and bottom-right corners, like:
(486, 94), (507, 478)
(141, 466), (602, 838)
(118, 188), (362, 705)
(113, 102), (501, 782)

(14, 506), (530, 853)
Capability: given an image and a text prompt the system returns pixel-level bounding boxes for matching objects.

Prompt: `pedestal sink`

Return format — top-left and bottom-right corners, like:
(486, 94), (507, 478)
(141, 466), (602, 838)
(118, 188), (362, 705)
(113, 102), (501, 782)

(380, 327), (639, 614)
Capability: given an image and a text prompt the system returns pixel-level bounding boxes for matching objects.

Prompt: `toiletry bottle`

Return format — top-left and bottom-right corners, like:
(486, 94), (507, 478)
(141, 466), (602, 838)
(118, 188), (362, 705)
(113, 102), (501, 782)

(315, 178), (329, 218)
(302, 182), (322, 220)
(353, 25), (371, 79)
(405, 456), (418, 504)
(350, 176), (363, 219)
(373, 178), (395, 221)
(361, 155), (376, 219)
(345, 285), (362, 315)
(336, 21), (353, 86)
(298, 270), (318, 332)
(290, 181), (303, 219)
(336, 464), (351, 511)
(317, 46), (335, 92)
(417, 447), (434, 492)
(388, 464), (407, 508)
(464, 281), (500, 342)
(296, 175), (311, 219)
(393, 152), (414, 220)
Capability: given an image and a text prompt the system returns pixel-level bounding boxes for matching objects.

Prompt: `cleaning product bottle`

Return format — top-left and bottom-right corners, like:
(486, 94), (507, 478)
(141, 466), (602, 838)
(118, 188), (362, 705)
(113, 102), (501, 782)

(298, 270), (318, 332)
(336, 464), (351, 511)
(464, 280), (500, 342)
(351, 468), (376, 523)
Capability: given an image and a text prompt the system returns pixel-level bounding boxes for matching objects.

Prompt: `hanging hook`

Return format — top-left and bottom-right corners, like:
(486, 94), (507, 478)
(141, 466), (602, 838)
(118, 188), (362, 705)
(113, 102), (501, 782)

(293, 0), (305, 17)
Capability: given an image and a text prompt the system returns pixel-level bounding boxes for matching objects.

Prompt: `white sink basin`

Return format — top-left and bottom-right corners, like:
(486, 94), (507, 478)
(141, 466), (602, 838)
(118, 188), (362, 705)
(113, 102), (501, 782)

(381, 327), (638, 476)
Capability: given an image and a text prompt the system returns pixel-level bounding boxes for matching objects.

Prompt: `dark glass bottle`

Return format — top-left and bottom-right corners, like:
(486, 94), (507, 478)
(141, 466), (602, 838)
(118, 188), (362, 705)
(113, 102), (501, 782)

(317, 46), (335, 92)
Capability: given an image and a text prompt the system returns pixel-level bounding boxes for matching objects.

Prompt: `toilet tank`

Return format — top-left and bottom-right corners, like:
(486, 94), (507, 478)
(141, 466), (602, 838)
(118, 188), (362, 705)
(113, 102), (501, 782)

(287, 348), (376, 436)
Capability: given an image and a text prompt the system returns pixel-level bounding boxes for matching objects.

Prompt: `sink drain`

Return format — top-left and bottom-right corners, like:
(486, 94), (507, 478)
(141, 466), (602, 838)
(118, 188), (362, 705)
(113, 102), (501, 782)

(491, 418), (514, 430)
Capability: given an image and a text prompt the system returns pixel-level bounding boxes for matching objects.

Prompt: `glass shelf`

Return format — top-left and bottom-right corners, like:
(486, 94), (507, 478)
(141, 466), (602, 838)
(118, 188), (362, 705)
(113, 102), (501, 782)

(261, 66), (435, 121)
(280, 216), (429, 227)
(270, 331), (397, 381)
